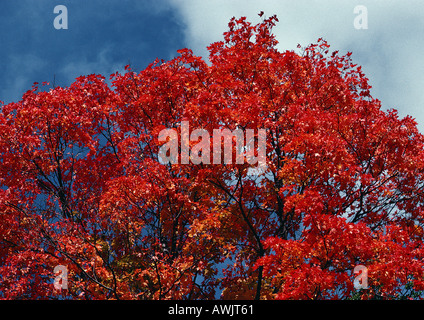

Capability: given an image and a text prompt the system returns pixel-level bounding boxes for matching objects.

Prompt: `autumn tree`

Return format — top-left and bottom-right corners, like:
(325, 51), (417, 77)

(0, 14), (423, 300)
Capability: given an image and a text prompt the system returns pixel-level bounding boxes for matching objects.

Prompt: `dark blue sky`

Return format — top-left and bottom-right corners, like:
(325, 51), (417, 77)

(0, 0), (186, 103)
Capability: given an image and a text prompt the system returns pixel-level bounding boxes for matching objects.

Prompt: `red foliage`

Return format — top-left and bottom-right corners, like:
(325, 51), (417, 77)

(0, 15), (423, 299)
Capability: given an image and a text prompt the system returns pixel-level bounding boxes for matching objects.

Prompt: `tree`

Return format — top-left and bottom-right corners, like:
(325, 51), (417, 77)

(0, 14), (423, 300)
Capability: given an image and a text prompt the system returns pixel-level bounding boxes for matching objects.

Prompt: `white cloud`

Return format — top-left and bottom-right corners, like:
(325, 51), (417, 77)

(167, 0), (424, 130)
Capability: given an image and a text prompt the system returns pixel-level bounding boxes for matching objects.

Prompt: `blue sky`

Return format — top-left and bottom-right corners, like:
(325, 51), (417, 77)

(1, 1), (424, 131)
(0, 0), (185, 101)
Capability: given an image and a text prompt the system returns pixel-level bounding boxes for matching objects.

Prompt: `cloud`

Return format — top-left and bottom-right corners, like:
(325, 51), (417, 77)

(0, 1), (185, 103)
(168, 0), (424, 130)
(58, 45), (126, 85)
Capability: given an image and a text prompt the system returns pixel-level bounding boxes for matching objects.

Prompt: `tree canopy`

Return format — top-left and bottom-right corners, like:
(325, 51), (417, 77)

(0, 15), (423, 300)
